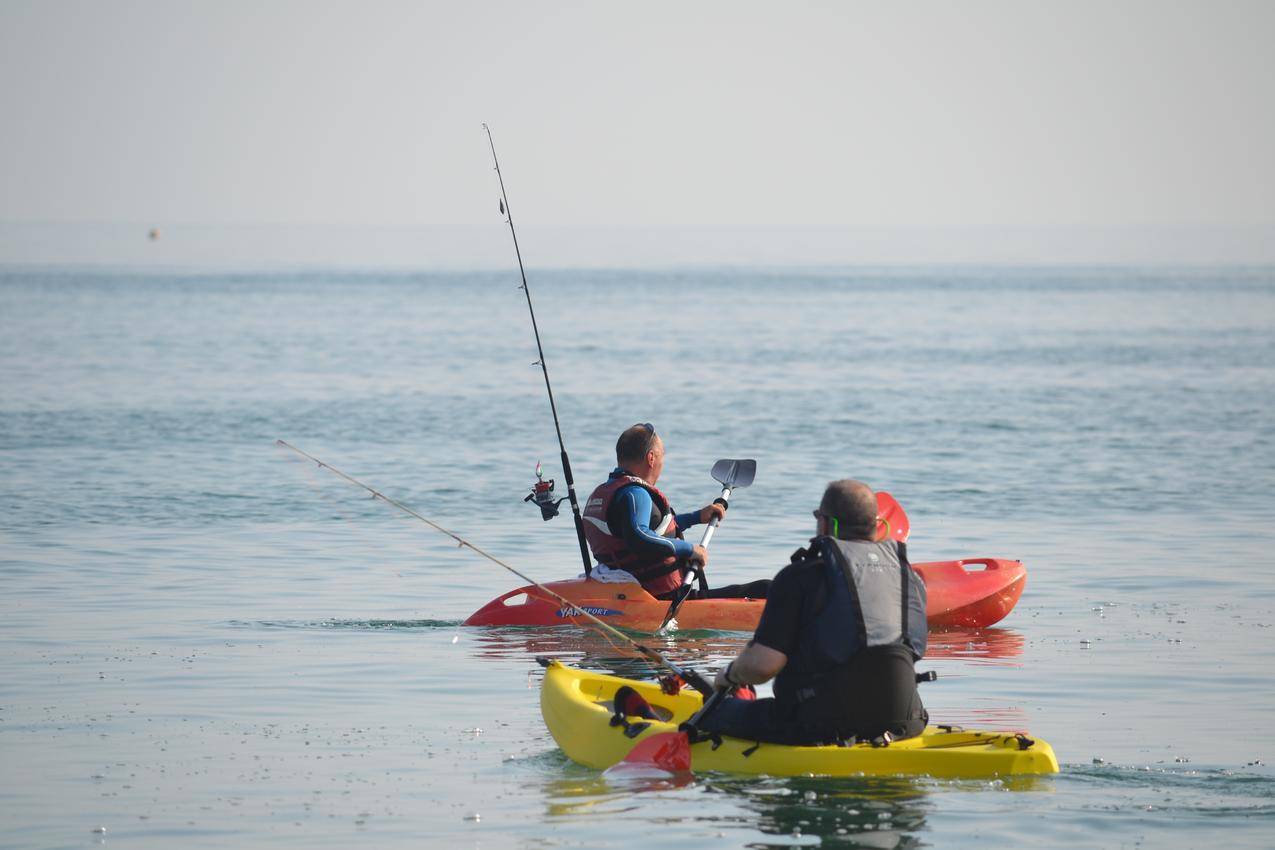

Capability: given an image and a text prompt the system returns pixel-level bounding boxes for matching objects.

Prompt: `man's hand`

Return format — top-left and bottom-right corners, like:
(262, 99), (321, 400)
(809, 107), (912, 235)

(699, 502), (727, 525)
(688, 544), (709, 567)
(712, 661), (737, 691)
(714, 644), (788, 691)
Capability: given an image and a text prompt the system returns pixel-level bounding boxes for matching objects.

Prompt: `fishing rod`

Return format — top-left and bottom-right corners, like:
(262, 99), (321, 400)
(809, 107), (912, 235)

(275, 439), (714, 694)
(481, 123), (593, 579)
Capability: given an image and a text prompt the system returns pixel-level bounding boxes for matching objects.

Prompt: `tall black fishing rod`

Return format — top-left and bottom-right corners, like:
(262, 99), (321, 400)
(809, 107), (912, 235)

(481, 123), (593, 579)
(275, 439), (714, 694)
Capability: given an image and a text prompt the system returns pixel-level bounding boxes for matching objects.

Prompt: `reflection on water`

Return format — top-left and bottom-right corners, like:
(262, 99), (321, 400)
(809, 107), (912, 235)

(926, 627), (1024, 663)
(540, 770), (937, 847)
(241, 618), (463, 630)
(242, 619), (1025, 663)
(462, 623), (1026, 675)
(541, 768), (1058, 848)
(467, 624), (747, 680)
(712, 774), (932, 848)
(936, 702), (1034, 733)
(544, 769), (696, 818)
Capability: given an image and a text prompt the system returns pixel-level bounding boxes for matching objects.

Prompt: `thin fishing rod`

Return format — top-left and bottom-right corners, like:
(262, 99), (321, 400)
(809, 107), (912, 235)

(275, 440), (712, 693)
(481, 123), (593, 579)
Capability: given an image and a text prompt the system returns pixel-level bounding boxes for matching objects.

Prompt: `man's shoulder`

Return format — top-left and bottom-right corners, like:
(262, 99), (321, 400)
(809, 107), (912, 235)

(786, 537), (833, 567)
(606, 480), (651, 518)
(613, 480), (650, 500)
(772, 541), (830, 586)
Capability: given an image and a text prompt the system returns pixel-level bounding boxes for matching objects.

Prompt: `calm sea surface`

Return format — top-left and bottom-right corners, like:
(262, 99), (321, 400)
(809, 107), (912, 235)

(2, 266), (1274, 848)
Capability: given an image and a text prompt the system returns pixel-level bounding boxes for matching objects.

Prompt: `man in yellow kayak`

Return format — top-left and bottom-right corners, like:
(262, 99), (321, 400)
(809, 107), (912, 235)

(581, 423), (769, 600)
(698, 479), (928, 744)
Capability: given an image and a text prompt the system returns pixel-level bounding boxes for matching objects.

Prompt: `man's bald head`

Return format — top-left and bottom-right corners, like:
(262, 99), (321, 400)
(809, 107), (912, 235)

(818, 479), (878, 540)
(616, 423), (658, 466)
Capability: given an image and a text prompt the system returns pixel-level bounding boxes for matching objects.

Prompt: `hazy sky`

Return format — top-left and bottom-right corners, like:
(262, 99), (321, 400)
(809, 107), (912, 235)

(1, 1), (1272, 263)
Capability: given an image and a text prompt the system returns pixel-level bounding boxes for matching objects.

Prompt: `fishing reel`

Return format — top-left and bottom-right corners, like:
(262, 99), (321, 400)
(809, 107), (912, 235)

(525, 461), (567, 521)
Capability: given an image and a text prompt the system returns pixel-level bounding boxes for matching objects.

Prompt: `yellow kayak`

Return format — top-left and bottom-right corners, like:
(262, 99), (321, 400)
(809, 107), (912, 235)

(540, 660), (1059, 779)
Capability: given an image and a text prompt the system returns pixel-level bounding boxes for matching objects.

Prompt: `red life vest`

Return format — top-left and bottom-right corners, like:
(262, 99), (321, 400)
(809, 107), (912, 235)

(583, 473), (685, 596)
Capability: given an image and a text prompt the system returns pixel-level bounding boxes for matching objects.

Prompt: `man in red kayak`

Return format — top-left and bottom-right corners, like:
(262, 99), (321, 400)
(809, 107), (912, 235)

(582, 423), (770, 600)
(696, 479), (927, 744)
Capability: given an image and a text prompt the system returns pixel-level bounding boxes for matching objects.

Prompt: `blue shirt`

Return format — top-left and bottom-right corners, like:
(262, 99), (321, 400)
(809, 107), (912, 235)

(606, 468), (702, 563)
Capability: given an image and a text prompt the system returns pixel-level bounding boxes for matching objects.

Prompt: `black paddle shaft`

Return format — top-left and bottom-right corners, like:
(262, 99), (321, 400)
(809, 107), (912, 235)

(483, 124), (593, 578)
(679, 687), (731, 742)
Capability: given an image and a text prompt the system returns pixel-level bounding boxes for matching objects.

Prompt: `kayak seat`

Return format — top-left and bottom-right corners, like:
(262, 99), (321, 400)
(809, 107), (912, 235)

(603, 686), (674, 722)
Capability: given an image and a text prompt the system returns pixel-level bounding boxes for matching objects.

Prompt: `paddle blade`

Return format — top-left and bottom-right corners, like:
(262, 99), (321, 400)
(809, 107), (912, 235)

(621, 731), (692, 772)
(875, 491), (910, 543)
(711, 458), (757, 488)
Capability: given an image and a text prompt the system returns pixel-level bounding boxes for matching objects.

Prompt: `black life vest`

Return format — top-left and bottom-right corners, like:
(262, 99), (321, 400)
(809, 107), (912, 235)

(582, 472), (685, 596)
(772, 536), (928, 741)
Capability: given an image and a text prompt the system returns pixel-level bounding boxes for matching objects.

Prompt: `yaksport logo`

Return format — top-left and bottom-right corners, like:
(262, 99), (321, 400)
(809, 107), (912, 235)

(555, 606), (623, 618)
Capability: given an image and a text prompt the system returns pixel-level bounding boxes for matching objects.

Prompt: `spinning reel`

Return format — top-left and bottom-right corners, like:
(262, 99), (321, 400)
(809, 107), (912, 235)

(524, 461), (568, 521)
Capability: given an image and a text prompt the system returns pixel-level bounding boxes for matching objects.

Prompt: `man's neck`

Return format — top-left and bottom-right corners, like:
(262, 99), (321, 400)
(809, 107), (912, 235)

(616, 466), (651, 484)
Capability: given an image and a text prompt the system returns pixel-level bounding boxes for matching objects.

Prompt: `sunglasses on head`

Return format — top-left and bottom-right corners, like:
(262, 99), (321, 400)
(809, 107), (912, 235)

(634, 422), (657, 455)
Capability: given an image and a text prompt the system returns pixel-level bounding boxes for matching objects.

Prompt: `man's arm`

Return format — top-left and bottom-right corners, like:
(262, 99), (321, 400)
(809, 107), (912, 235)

(614, 486), (696, 561)
(714, 641), (787, 689)
(674, 503), (727, 530)
(673, 509), (702, 529)
(713, 563), (802, 689)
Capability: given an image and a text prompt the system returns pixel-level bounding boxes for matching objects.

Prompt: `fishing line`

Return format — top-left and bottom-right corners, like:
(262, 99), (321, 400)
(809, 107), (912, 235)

(275, 443), (632, 658)
(272, 441), (425, 583)
(276, 439), (714, 693)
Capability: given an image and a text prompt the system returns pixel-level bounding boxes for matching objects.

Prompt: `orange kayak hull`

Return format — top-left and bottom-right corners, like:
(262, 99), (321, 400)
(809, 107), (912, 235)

(463, 557), (1026, 632)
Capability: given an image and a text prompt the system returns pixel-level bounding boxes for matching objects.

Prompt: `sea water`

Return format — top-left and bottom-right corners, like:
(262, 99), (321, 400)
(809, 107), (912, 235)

(2, 266), (1273, 848)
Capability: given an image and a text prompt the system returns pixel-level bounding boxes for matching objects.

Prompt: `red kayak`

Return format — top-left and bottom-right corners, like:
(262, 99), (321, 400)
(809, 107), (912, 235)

(463, 557), (1026, 632)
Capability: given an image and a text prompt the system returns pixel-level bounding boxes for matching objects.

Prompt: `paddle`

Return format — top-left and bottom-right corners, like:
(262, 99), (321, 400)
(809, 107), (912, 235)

(656, 458), (757, 633)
